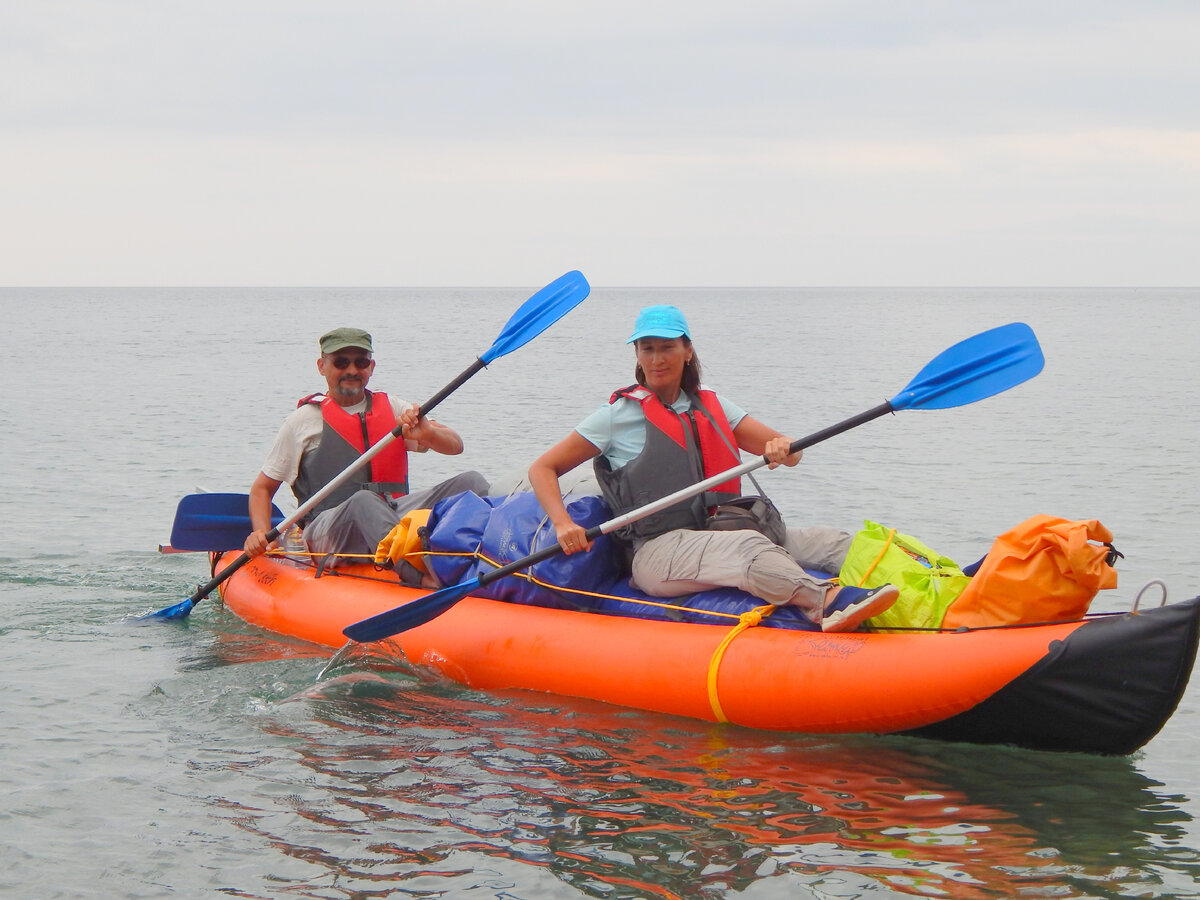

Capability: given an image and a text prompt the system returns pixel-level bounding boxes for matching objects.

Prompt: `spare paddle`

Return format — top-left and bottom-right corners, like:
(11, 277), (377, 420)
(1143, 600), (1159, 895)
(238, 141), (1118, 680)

(343, 321), (1043, 643)
(143, 270), (591, 620)
(168, 492), (285, 551)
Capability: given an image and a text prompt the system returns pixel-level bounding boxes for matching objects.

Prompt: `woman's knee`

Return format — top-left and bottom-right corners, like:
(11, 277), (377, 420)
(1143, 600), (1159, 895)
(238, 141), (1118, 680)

(785, 525), (852, 572)
(743, 541), (831, 607)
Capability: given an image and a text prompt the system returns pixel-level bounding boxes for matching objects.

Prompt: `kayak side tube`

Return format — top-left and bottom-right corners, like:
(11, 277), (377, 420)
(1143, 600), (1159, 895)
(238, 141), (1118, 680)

(903, 596), (1200, 755)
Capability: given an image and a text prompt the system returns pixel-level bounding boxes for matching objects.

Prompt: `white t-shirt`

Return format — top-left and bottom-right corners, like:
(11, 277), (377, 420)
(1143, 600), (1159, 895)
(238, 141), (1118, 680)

(575, 390), (747, 470)
(260, 394), (414, 486)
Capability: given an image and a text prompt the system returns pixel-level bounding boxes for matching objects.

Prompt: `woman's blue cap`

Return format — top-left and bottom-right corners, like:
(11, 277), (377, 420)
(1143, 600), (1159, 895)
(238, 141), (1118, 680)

(626, 305), (691, 343)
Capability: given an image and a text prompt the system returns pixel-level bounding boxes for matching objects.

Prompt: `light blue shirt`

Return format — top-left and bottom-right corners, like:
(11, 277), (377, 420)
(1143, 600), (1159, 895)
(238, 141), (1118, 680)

(575, 390), (748, 470)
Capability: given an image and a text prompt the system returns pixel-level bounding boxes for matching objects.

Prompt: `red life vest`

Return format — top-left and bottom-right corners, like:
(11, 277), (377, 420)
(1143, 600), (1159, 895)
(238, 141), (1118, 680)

(615, 385), (742, 494)
(292, 390), (409, 519)
(593, 385), (742, 543)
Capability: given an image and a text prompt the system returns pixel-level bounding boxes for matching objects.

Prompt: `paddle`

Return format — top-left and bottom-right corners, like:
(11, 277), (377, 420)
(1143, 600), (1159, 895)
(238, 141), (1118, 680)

(168, 492), (285, 551)
(142, 270), (591, 620)
(342, 321), (1044, 643)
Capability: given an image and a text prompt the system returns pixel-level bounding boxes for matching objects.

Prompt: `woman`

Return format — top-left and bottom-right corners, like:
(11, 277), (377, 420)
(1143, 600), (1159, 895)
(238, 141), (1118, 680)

(528, 304), (898, 633)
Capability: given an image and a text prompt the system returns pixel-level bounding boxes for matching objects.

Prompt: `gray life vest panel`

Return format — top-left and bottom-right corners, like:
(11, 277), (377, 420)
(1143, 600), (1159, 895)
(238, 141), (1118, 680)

(593, 387), (740, 547)
(292, 391), (409, 522)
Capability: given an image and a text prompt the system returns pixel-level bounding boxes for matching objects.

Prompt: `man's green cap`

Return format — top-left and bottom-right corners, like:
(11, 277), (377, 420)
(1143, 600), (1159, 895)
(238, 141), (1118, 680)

(319, 327), (373, 355)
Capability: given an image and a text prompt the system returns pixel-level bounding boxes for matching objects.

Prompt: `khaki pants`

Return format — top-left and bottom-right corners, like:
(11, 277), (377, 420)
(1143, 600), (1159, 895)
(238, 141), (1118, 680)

(630, 525), (852, 620)
(304, 471), (490, 564)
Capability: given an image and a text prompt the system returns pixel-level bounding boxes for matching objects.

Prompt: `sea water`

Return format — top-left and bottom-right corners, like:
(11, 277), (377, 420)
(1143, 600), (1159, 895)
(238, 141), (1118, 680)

(2, 285), (1199, 898)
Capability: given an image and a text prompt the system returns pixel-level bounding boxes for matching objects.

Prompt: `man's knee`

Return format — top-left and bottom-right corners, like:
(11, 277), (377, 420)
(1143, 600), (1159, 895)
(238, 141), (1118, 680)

(306, 490), (399, 559)
(455, 470), (490, 496)
(431, 470), (490, 500)
(309, 490), (385, 533)
(341, 490), (391, 516)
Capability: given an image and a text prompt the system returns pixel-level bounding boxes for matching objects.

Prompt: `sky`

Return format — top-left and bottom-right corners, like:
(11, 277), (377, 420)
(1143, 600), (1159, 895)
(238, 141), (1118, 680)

(2, 1), (1198, 287)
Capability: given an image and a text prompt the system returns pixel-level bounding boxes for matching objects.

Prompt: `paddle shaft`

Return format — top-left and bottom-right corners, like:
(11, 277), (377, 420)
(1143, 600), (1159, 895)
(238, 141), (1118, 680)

(146, 270), (590, 620)
(599, 401), (893, 538)
(342, 401), (896, 640)
(463, 404), (895, 592)
(184, 358), (487, 606)
(344, 322), (1043, 641)
(258, 357), (485, 544)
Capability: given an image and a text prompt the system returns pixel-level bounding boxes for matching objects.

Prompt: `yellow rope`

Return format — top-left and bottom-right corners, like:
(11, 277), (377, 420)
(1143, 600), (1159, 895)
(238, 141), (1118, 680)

(471, 550), (755, 623)
(853, 527), (897, 587)
(273, 541), (785, 720)
(270, 541), (788, 709)
(265, 548), (473, 563)
(265, 549), (373, 559)
(269, 544), (782, 635)
(705, 605), (776, 723)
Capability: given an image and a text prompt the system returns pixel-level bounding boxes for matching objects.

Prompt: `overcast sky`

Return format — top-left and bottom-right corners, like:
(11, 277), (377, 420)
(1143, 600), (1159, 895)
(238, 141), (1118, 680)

(2, 1), (1197, 286)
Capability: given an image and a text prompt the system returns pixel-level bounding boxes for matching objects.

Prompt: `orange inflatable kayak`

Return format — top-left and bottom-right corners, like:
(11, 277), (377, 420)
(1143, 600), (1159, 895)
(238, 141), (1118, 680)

(213, 552), (1200, 755)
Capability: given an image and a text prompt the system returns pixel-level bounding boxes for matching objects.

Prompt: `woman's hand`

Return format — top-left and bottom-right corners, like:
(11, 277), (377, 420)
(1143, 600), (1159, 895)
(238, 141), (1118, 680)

(555, 520), (593, 555)
(528, 432), (604, 555)
(734, 416), (803, 468)
(764, 435), (803, 469)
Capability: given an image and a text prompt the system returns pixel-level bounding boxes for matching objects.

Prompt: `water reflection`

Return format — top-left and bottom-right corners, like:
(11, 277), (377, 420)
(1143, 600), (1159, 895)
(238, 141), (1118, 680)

(186, 629), (1200, 898)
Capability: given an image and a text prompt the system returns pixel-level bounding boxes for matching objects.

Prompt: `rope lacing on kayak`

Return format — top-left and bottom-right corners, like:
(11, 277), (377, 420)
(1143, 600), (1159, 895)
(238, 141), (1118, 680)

(257, 543), (780, 723)
(254, 547), (1106, 632)
(473, 549), (770, 625)
(467, 544), (782, 724)
(706, 605), (777, 723)
(266, 546), (774, 625)
(265, 550), (338, 559)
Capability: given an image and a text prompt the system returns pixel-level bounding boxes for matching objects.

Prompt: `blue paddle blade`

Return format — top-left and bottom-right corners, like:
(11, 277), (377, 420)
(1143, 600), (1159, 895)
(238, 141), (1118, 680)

(343, 578), (482, 642)
(479, 271), (590, 365)
(142, 597), (197, 620)
(169, 493), (285, 551)
(341, 320), (1044, 644)
(889, 322), (1044, 412)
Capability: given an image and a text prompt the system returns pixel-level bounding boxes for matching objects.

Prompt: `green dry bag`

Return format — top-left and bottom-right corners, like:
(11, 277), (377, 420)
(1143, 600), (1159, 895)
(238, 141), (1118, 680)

(839, 520), (972, 630)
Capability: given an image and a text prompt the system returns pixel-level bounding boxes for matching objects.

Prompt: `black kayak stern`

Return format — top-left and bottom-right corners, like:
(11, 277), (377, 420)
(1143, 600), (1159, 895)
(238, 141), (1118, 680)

(904, 596), (1200, 755)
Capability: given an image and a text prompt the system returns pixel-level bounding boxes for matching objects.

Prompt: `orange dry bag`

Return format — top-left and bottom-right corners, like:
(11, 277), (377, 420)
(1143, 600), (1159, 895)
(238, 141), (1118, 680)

(942, 515), (1120, 628)
(375, 508), (433, 575)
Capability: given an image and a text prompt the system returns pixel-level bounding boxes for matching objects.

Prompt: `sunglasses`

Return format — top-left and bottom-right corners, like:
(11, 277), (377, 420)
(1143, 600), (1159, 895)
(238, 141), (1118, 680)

(329, 355), (373, 370)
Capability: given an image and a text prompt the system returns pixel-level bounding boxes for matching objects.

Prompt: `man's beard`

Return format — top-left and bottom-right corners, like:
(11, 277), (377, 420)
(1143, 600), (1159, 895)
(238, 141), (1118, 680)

(334, 377), (364, 400)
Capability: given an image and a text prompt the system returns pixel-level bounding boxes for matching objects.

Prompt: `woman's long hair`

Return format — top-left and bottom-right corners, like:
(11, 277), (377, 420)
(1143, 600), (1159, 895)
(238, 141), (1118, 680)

(634, 338), (703, 395)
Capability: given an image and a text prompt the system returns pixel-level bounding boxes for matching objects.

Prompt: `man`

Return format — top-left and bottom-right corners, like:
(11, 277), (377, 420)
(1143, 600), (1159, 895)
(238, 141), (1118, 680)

(244, 326), (489, 564)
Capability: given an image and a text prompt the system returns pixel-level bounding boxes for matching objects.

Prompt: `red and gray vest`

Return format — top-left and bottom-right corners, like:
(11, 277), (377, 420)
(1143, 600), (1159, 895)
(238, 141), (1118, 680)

(291, 390), (409, 519)
(594, 385), (742, 544)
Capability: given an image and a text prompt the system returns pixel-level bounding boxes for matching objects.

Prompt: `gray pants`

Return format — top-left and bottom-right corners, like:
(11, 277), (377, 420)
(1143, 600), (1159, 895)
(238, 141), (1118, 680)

(303, 471), (490, 564)
(630, 525), (852, 620)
